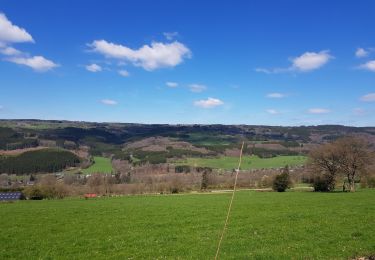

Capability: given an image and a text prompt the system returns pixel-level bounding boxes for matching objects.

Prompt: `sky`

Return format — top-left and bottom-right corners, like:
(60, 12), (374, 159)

(0, 0), (374, 126)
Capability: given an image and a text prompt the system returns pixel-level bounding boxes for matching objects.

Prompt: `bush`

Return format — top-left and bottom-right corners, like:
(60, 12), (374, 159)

(23, 183), (68, 199)
(313, 175), (335, 192)
(272, 166), (291, 192)
(361, 176), (375, 188)
(24, 186), (44, 200)
(175, 165), (190, 173)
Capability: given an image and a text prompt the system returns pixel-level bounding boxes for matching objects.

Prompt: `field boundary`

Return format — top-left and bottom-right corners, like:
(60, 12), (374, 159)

(214, 141), (245, 260)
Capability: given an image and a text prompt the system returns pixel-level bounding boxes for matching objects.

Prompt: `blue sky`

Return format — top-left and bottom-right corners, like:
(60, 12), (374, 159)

(0, 0), (374, 126)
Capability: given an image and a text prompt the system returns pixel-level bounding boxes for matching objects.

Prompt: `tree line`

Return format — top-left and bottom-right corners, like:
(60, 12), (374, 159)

(0, 149), (80, 175)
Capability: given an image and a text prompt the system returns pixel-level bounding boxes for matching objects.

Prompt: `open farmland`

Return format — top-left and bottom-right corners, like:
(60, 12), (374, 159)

(82, 156), (113, 174)
(176, 155), (307, 170)
(0, 189), (374, 259)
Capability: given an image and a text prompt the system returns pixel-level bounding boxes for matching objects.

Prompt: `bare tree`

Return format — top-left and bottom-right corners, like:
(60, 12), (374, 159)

(309, 136), (373, 192)
(308, 142), (341, 191)
(335, 137), (372, 192)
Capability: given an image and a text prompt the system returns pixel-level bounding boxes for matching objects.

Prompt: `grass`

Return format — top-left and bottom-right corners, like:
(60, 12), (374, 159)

(81, 156), (113, 174)
(0, 189), (374, 259)
(176, 155), (307, 170)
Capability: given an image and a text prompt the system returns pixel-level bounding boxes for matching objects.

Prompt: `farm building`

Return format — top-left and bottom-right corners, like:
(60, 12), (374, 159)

(0, 192), (24, 201)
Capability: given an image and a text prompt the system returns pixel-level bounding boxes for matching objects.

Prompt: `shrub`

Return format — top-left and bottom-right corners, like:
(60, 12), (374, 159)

(168, 176), (183, 194)
(175, 165), (190, 173)
(272, 166), (291, 192)
(24, 186), (44, 200)
(313, 175), (335, 192)
(260, 175), (273, 188)
(361, 175), (375, 188)
(201, 171), (209, 190)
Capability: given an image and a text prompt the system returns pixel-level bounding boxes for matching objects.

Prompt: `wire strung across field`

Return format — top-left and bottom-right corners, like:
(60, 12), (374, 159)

(214, 141), (245, 260)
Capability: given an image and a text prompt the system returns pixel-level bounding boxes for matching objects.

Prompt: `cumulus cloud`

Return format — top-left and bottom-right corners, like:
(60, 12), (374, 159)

(163, 32), (178, 40)
(86, 63), (102, 72)
(355, 48), (369, 58)
(291, 51), (332, 71)
(6, 56), (59, 71)
(0, 13), (34, 44)
(360, 93), (375, 102)
(0, 46), (22, 56)
(100, 99), (118, 105)
(308, 108), (330, 114)
(166, 81), (178, 88)
(194, 97), (224, 108)
(359, 60), (375, 72)
(189, 84), (206, 93)
(266, 109), (280, 115)
(118, 69), (130, 77)
(0, 13), (58, 72)
(256, 50), (332, 73)
(88, 39), (191, 71)
(266, 93), (286, 98)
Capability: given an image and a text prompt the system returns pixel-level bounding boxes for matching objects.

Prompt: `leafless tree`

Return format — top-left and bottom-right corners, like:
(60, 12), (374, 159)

(335, 137), (372, 192)
(308, 142), (341, 191)
(309, 136), (373, 192)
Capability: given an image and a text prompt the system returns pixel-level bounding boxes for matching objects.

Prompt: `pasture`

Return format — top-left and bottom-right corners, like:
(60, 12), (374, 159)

(176, 155), (307, 170)
(0, 189), (374, 259)
(82, 156), (113, 174)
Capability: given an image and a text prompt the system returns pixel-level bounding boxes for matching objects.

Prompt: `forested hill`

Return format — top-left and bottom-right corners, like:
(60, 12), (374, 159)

(0, 119), (374, 158)
(0, 149), (80, 174)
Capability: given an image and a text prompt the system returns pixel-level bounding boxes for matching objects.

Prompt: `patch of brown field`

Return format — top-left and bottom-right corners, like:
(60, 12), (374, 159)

(224, 148), (241, 157)
(124, 136), (209, 153)
(250, 143), (287, 150)
(0, 146), (47, 155)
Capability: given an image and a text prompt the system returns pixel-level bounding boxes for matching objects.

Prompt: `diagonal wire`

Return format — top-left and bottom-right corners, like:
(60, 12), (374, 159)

(214, 141), (245, 260)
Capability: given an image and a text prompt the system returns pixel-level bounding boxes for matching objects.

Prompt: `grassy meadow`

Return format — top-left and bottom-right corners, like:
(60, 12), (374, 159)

(1, 189), (374, 259)
(82, 156), (113, 174)
(176, 155), (307, 170)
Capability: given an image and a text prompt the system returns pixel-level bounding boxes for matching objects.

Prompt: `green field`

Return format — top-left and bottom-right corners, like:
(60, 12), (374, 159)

(176, 155), (307, 170)
(1, 190), (374, 259)
(82, 156), (113, 174)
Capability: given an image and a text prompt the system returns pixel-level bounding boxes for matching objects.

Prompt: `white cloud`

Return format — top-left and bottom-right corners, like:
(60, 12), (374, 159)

(359, 60), (375, 72)
(118, 69), (130, 77)
(163, 32), (178, 40)
(255, 67), (289, 74)
(0, 13), (34, 44)
(166, 81), (178, 88)
(0, 46), (22, 56)
(189, 84), (206, 93)
(291, 51), (332, 72)
(0, 13), (58, 73)
(255, 68), (272, 74)
(256, 50), (332, 74)
(360, 93), (375, 102)
(266, 93), (286, 98)
(355, 48), (369, 58)
(86, 63), (102, 72)
(308, 108), (330, 114)
(88, 40), (191, 71)
(6, 56), (58, 72)
(266, 109), (280, 115)
(194, 97), (224, 108)
(100, 99), (118, 105)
